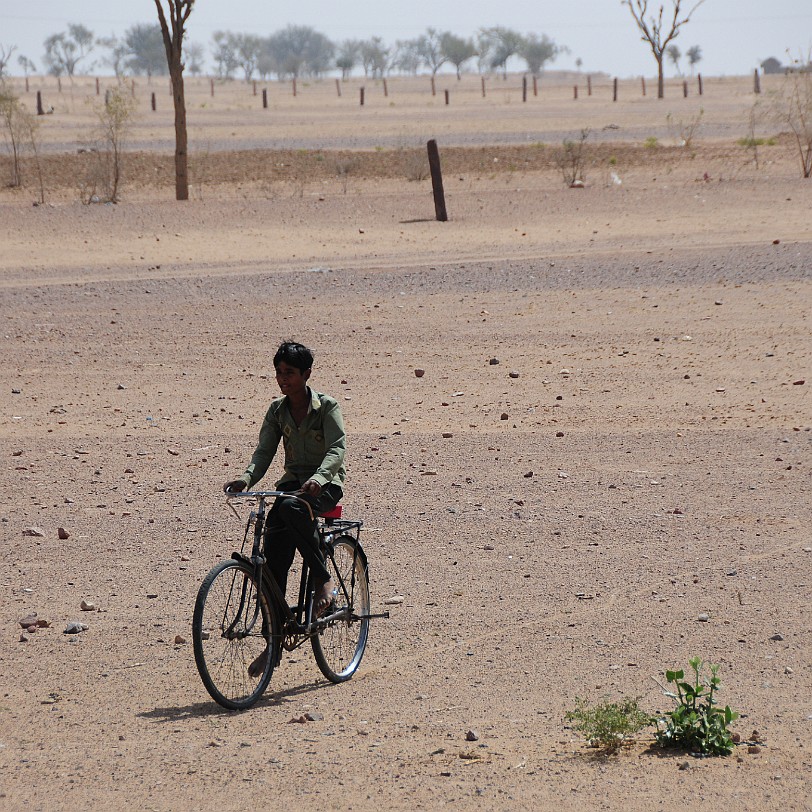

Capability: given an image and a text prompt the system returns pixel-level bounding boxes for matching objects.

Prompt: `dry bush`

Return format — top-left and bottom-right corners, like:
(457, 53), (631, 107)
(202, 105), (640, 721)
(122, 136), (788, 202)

(771, 55), (812, 177)
(554, 128), (590, 187)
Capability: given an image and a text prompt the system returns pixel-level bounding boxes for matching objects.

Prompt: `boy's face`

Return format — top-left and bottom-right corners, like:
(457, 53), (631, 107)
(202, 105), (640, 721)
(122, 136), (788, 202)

(275, 361), (310, 396)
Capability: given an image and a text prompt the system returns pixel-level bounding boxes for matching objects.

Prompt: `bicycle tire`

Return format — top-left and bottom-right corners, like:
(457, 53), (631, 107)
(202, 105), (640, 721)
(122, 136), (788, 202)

(312, 536), (370, 683)
(193, 558), (280, 710)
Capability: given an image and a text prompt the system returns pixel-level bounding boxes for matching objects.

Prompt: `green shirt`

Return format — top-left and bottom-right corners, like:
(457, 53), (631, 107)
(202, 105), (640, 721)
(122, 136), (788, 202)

(238, 388), (346, 490)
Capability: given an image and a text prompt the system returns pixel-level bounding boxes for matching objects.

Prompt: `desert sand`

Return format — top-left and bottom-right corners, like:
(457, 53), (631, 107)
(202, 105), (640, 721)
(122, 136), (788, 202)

(1, 72), (811, 810)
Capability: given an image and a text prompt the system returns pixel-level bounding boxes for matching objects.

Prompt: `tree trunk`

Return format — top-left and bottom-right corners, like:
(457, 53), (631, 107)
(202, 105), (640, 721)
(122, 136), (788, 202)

(657, 55), (665, 99)
(170, 62), (189, 200)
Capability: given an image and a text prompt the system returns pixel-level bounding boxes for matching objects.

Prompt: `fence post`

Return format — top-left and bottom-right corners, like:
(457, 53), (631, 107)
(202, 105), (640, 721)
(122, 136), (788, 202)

(641, 76), (646, 96)
(151, 92), (156, 111)
(444, 89), (449, 105)
(431, 76), (436, 96)
(210, 78), (214, 97)
(96, 77), (100, 95)
(262, 88), (268, 108)
(697, 73), (703, 95)
(613, 77), (618, 102)
(533, 75), (538, 96)
(587, 75), (592, 96)
(573, 84), (578, 100)
(253, 80), (257, 96)
(292, 78), (297, 97)
(753, 69), (761, 94)
(36, 91), (44, 115)
(683, 80), (688, 98)
(383, 78), (388, 97)
(335, 78), (341, 97)
(360, 86), (365, 106)
(481, 76), (486, 98)
(58, 77), (62, 93)
(522, 75), (527, 102)
(426, 139), (448, 222)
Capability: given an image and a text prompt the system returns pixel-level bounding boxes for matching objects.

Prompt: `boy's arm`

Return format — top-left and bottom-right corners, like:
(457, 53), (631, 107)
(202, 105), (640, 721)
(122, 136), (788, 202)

(238, 405), (282, 488)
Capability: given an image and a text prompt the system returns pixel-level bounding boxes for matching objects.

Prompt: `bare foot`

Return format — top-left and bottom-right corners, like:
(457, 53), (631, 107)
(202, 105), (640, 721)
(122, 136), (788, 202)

(247, 646), (269, 678)
(314, 579), (335, 617)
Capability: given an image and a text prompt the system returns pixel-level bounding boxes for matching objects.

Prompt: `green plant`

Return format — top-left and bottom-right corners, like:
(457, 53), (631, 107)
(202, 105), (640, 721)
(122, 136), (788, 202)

(655, 657), (739, 756)
(644, 135), (659, 149)
(565, 697), (654, 753)
(555, 127), (590, 187)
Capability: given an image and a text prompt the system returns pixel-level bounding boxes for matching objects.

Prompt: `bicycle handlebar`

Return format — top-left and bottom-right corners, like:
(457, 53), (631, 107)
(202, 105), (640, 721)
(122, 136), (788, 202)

(225, 490), (315, 521)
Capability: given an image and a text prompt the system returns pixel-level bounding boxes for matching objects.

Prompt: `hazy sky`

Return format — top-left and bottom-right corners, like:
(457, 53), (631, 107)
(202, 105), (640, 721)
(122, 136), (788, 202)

(2, 0), (810, 77)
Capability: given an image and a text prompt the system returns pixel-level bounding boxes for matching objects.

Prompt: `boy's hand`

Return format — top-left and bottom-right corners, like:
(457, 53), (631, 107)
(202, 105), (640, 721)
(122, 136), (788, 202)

(223, 479), (247, 494)
(300, 479), (322, 497)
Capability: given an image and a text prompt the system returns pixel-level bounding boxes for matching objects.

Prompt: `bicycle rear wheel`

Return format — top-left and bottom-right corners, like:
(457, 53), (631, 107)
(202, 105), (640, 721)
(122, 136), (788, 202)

(312, 536), (370, 683)
(193, 558), (279, 710)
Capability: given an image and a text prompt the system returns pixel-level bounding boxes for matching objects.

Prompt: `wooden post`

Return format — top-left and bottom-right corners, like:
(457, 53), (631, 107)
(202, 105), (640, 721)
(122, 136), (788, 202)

(253, 80), (257, 96)
(105, 89), (110, 107)
(360, 86), (365, 106)
(36, 91), (44, 115)
(641, 76), (646, 96)
(210, 78), (215, 97)
(533, 75), (538, 96)
(697, 73), (703, 96)
(335, 78), (341, 97)
(292, 78), (297, 97)
(262, 88), (268, 108)
(444, 89), (449, 105)
(25, 77), (29, 93)
(683, 80), (688, 98)
(431, 76), (436, 96)
(151, 92), (156, 111)
(426, 139), (448, 222)
(573, 84), (578, 100)
(383, 78), (388, 97)
(95, 77), (100, 95)
(587, 75), (592, 96)
(481, 76), (486, 98)
(613, 77), (618, 102)
(522, 75), (527, 102)
(753, 69), (761, 94)
(58, 77), (62, 93)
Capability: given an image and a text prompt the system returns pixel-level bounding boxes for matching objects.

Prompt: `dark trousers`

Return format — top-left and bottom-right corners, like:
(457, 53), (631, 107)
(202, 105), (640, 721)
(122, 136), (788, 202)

(264, 482), (342, 597)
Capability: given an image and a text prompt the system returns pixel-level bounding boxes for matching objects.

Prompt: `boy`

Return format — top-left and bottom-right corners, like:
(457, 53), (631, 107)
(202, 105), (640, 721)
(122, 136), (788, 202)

(224, 341), (346, 633)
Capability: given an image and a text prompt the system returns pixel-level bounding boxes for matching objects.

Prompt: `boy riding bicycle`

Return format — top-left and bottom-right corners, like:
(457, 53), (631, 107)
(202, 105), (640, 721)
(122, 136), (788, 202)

(224, 341), (346, 653)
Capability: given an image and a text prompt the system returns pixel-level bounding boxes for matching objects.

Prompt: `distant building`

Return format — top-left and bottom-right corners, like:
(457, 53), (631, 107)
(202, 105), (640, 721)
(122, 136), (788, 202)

(760, 57), (783, 75)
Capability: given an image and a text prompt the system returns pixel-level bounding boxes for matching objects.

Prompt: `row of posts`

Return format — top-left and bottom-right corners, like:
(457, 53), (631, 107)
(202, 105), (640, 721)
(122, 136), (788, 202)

(29, 69), (767, 115)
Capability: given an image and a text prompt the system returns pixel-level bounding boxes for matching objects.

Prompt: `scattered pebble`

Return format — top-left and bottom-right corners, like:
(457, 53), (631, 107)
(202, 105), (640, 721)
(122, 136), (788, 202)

(442, 432), (453, 438)
(57, 527), (69, 540)
(22, 527), (45, 537)
(174, 635), (187, 645)
(489, 358), (500, 365)
(414, 368), (425, 378)
(80, 600), (95, 611)
(304, 711), (323, 722)
(64, 621), (88, 634)
(509, 371), (520, 379)
(465, 730), (480, 742)
(748, 745), (761, 754)
(500, 413), (509, 420)
(19, 613), (38, 628)
(555, 431), (564, 437)
(697, 613), (710, 622)
(524, 471), (534, 478)
(384, 596), (404, 605)
(770, 633), (784, 641)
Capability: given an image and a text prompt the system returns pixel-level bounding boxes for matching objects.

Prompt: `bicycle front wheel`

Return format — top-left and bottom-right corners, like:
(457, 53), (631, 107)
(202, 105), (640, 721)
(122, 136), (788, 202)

(312, 536), (370, 683)
(193, 558), (279, 710)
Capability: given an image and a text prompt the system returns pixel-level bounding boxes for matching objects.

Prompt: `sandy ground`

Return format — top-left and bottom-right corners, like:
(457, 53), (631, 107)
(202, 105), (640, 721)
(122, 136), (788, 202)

(1, 74), (811, 811)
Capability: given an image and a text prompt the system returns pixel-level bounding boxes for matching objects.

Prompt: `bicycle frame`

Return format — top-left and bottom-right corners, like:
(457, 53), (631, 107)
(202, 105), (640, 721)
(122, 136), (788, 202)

(226, 491), (369, 651)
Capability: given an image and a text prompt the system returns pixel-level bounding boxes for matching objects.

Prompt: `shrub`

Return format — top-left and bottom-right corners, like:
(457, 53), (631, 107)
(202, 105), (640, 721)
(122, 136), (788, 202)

(565, 697), (654, 753)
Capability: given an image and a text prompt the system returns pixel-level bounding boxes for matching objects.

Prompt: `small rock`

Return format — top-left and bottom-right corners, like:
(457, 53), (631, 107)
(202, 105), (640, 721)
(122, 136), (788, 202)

(442, 432), (453, 438)
(792, 379), (805, 386)
(414, 368), (425, 378)
(174, 634), (187, 645)
(784, 666), (793, 675)
(508, 371), (520, 379)
(288, 716), (308, 724)
(770, 633), (784, 641)
(465, 730), (479, 742)
(557, 471), (568, 479)
(64, 621), (88, 634)
(304, 711), (323, 722)
(117, 383), (126, 390)
(19, 633), (29, 643)
(168, 448), (180, 456)
(489, 358), (500, 365)
(772, 239), (780, 245)
(748, 745), (761, 754)
(555, 431), (564, 437)
(19, 612), (38, 628)
(80, 600), (95, 611)
(22, 527), (45, 537)
(384, 595), (404, 605)
(678, 761), (691, 771)
(147, 593), (158, 599)
(500, 413), (509, 420)
(524, 471), (534, 478)
(697, 613), (710, 622)
(57, 527), (69, 540)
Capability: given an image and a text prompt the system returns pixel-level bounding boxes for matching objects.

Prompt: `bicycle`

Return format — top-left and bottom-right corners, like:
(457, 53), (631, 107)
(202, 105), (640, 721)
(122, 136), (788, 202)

(192, 490), (388, 710)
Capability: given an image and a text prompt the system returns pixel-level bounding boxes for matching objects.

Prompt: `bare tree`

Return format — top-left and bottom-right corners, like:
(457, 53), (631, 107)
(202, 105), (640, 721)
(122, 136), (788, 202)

(335, 40), (361, 80)
(416, 29), (447, 76)
(773, 53), (812, 178)
(519, 33), (563, 77)
(666, 44), (682, 75)
(479, 27), (524, 79)
(0, 45), (17, 79)
(43, 24), (95, 77)
(154, 0), (194, 201)
(622, 0), (705, 98)
(18, 55), (37, 78)
(186, 42), (205, 76)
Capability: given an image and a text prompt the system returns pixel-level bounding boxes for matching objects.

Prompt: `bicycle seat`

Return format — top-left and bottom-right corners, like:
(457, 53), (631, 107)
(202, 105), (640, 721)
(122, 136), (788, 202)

(319, 504), (343, 520)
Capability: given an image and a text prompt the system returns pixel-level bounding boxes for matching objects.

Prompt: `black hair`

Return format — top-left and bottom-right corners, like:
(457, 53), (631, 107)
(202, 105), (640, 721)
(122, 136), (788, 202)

(273, 341), (313, 372)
